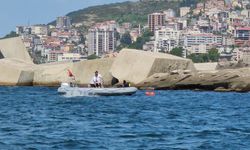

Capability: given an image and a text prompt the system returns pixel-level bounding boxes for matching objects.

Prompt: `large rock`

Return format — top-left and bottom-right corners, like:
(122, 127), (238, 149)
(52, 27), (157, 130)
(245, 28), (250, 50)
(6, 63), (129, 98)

(138, 67), (250, 92)
(33, 62), (73, 86)
(33, 58), (114, 86)
(194, 62), (218, 71)
(0, 59), (34, 86)
(110, 49), (196, 85)
(72, 58), (114, 86)
(0, 37), (33, 63)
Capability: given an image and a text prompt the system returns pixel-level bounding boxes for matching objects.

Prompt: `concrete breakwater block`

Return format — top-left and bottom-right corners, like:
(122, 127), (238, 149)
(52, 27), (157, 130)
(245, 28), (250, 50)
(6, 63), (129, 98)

(0, 59), (34, 86)
(110, 49), (196, 85)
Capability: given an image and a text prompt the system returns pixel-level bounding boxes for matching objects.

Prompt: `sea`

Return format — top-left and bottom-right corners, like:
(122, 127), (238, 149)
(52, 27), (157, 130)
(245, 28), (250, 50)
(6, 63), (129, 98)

(0, 86), (249, 150)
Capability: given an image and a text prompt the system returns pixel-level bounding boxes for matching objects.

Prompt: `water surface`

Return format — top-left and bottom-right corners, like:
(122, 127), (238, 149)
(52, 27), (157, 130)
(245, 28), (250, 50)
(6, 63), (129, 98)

(0, 87), (249, 149)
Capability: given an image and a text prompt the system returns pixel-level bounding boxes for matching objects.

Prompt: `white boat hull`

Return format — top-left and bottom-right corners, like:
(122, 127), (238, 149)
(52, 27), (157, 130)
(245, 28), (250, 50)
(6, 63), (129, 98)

(58, 83), (137, 96)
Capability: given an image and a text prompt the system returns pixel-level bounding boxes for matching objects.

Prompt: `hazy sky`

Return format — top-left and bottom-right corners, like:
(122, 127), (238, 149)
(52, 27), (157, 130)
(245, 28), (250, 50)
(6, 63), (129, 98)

(0, 0), (129, 37)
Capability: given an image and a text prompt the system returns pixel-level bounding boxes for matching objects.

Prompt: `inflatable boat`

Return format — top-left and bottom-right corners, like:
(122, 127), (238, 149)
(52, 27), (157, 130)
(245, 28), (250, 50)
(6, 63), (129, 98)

(58, 83), (138, 96)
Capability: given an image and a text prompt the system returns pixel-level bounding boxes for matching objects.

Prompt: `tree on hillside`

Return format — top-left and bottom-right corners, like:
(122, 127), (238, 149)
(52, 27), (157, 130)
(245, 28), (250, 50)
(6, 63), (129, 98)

(208, 48), (220, 62)
(128, 29), (153, 49)
(1, 31), (19, 39)
(87, 54), (99, 60)
(170, 47), (184, 57)
(120, 32), (132, 46)
(187, 48), (220, 63)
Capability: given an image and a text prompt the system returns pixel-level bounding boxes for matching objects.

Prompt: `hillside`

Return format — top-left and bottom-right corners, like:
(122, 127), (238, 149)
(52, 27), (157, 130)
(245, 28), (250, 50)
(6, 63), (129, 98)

(50, 0), (200, 32)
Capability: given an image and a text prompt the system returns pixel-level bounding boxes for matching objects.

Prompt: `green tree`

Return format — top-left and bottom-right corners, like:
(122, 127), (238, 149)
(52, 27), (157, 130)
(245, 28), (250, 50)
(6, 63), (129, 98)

(87, 54), (99, 60)
(1, 31), (19, 39)
(128, 29), (153, 49)
(79, 33), (86, 44)
(187, 53), (206, 63)
(187, 48), (220, 63)
(170, 47), (184, 57)
(208, 48), (219, 62)
(120, 32), (132, 46)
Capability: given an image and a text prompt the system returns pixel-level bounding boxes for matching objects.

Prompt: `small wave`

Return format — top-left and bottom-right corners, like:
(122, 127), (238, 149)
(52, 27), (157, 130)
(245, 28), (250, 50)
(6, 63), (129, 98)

(62, 90), (99, 98)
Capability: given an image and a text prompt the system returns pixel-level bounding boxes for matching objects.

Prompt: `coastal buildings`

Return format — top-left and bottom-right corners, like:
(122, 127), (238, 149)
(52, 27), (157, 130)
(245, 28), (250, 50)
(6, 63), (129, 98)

(58, 53), (85, 62)
(11, 0), (250, 64)
(183, 33), (223, 47)
(154, 27), (180, 52)
(87, 26), (116, 56)
(234, 27), (250, 46)
(163, 9), (175, 19)
(148, 13), (165, 32)
(56, 16), (71, 29)
(31, 25), (48, 37)
(180, 7), (190, 17)
(183, 33), (223, 54)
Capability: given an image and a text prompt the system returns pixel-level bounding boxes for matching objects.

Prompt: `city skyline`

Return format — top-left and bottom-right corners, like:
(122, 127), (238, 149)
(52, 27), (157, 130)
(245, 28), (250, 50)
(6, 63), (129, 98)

(0, 0), (129, 37)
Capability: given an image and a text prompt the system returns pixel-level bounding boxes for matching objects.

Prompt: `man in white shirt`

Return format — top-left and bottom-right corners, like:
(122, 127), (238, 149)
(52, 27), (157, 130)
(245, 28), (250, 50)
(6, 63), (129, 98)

(90, 71), (103, 88)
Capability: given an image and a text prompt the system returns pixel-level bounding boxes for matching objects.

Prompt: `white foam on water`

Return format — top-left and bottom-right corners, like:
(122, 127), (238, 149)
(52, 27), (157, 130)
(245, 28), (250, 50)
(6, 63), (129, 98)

(62, 89), (99, 98)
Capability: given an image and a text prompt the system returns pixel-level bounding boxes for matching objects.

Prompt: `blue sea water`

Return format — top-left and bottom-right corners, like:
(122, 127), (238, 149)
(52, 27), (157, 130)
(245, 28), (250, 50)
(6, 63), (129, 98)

(0, 87), (250, 150)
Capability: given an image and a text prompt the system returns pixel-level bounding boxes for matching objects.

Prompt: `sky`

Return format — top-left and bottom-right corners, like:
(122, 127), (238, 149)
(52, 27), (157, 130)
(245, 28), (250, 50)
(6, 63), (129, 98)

(0, 0), (130, 37)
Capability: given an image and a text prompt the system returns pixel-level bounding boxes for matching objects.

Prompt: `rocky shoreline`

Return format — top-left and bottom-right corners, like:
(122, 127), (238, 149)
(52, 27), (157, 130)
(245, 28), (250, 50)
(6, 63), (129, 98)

(1, 37), (250, 92)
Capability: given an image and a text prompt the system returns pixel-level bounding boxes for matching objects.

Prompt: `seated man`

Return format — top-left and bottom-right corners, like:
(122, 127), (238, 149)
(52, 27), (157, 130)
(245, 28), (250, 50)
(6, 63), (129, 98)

(90, 71), (103, 88)
(123, 80), (130, 87)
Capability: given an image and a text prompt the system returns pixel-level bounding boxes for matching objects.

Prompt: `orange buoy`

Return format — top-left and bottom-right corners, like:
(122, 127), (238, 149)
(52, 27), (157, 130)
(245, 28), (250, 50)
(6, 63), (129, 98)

(145, 91), (155, 96)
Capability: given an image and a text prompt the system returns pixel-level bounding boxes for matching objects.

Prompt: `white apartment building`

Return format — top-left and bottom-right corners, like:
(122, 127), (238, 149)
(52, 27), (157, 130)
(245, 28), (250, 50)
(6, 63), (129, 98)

(186, 44), (207, 55)
(56, 16), (71, 29)
(184, 33), (223, 47)
(47, 51), (64, 62)
(180, 7), (190, 17)
(31, 25), (48, 36)
(58, 53), (85, 62)
(183, 33), (223, 54)
(164, 9), (176, 19)
(148, 13), (165, 32)
(87, 27), (116, 56)
(154, 27), (181, 52)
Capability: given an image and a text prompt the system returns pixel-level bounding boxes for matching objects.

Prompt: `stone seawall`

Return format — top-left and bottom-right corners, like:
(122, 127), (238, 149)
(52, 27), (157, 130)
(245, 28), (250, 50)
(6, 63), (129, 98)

(1, 37), (250, 92)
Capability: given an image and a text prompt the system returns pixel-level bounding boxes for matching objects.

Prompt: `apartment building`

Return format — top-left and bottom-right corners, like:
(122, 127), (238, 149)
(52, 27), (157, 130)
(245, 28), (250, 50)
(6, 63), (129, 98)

(184, 33), (223, 47)
(180, 7), (190, 17)
(148, 13), (165, 32)
(154, 27), (180, 52)
(56, 16), (71, 29)
(87, 27), (116, 56)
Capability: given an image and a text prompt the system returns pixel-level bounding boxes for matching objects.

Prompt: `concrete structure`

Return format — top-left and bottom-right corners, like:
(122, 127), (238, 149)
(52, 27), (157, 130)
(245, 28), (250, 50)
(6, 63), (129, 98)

(148, 13), (165, 32)
(194, 62), (218, 71)
(110, 49), (196, 85)
(0, 58), (35, 86)
(0, 37), (33, 63)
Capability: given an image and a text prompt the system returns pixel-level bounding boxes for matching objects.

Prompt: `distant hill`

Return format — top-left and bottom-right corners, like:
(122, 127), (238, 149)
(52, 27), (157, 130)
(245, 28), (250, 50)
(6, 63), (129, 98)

(49, 0), (200, 32)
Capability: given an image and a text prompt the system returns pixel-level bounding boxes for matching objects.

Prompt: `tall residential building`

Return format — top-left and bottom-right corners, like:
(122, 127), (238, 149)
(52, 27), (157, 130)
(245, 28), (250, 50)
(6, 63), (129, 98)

(56, 16), (71, 29)
(154, 27), (181, 53)
(180, 7), (190, 17)
(183, 33), (223, 48)
(31, 25), (48, 36)
(148, 13), (165, 32)
(163, 9), (176, 19)
(87, 27), (116, 56)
